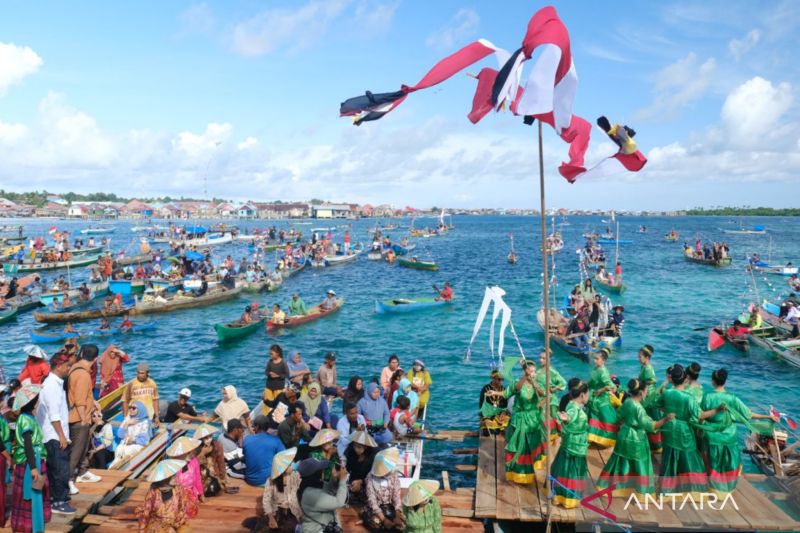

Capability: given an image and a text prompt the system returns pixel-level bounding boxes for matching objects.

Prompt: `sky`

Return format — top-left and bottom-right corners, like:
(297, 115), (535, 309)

(0, 1), (798, 210)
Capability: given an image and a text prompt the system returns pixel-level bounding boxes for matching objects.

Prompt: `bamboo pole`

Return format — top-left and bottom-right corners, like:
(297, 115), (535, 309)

(537, 120), (553, 533)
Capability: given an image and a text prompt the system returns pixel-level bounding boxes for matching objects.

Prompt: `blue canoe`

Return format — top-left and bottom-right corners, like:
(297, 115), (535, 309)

(29, 323), (157, 344)
(375, 297), (452, 314)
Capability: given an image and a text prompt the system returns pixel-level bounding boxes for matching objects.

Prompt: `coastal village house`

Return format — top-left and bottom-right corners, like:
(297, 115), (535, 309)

(372, 204), (394, 218)
(34, 201), (68, 217)
(121, 199), (155, 219)
(312, 203), (353, 219)
(0, 198), (34, 217)
(254, 202), (311, 219)
(237, 203), (257, 219)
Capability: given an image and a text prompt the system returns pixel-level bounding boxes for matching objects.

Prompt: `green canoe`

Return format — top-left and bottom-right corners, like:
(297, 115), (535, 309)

(398, 258), (439, 271)
(214, 316), (265, 341)
(0, 305), (19, 325)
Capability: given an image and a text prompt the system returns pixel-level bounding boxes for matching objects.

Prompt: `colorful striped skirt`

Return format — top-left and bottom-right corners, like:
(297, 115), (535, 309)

(588, 397), (619, 448)
(658, 446), (708, 496)
(551, 446), (588, 508)
(706, 443), (741, 496)
(11, 461), (52, 533)
(597, 452), (656, 497)
(504, 420), (546, 484)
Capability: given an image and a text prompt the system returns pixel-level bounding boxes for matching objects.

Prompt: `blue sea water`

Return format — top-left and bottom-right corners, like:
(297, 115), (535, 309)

(2, 215), (800, 490)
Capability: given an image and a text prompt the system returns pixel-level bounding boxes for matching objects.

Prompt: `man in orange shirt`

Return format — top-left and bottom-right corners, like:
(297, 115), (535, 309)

(434, 282), (453, 302)
(67, 345), (102, 490)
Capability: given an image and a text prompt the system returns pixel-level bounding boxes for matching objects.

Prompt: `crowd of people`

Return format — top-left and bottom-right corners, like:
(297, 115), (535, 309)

(684, 239), (730, 261)
(0, 343), (443, 533)
(479, 346), (780, 508)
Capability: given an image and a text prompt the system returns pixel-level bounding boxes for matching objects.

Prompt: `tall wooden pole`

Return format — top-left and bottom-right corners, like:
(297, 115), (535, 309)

(537, 120), (553, 533)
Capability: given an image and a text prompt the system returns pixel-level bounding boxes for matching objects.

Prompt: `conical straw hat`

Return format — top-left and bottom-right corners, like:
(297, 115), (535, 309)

(166, 436), (201, 458)
(13, 384), (42, 411)
(271, 447), (298, 480)
(371, 447), (400, 477)
(309, 428), (339, 447)
(349, 430), (377, 448)
(148, 459), (187, 482)
(193, 423), (220, 440)
(403, 479), (440, 507)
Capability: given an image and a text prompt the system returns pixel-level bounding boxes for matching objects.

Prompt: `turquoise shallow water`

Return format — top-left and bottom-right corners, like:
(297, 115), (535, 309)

(2, 215), (800, 489)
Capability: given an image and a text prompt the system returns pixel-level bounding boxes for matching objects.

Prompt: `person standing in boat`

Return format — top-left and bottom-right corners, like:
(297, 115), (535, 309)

(535, 351), (566, 440)
(657, 364), (723, 496)
(637, 345), (663, 453)
(264, 345), (290, 411)
(551, 380), (590, 508)
(701, 368), (777, 496)
(587, 349), (619, 448)
(487, 360), (546, 484)
(597, 379), (673, 497)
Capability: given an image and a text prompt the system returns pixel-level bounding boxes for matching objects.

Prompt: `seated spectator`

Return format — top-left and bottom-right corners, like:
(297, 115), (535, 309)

(243, 415), (285, 487)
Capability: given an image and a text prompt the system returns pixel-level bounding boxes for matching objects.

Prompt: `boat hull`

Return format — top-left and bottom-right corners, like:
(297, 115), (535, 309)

(3, 254), (101, 273)
(266, 299), (343, 332)
(214, 317), (266, 341)
(29, 323), (156, 344)
(0, 305), (19, 325)
(683, 253), (732, 267)
(374, 298), (451, 314)
(594, 275), (626, 294)
(398, 259), (439, 271)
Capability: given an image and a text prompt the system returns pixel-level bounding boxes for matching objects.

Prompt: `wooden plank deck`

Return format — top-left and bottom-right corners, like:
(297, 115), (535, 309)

(1, 468), (131, 533)
(473, 433), (800, 531)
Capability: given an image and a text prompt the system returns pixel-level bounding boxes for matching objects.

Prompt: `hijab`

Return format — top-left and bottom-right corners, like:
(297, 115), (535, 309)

(392, 378), (419, 411)
(300, 382), (322, 417)
(131, 401), (150, 423)
(214, 385), (249, 426)
(98, 346), (127, 383)
(358, 383), (388, 422)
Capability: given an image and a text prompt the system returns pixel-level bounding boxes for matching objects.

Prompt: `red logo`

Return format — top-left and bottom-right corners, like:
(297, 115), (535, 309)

(580, 483), (616, 521)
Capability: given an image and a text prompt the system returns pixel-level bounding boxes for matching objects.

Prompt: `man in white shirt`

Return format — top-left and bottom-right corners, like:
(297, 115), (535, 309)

(335, 402), (366, 457)
(36, 352), (76, 515)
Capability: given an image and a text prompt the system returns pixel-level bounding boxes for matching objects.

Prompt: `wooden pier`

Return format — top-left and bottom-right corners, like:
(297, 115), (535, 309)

(475, 433), (800, 531)
(1, 468), (131, 533)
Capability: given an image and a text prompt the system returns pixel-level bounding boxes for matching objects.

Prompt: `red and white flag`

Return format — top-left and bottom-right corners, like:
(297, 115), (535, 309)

(770, 406), (798, 430)
(48, 226), (56, 235)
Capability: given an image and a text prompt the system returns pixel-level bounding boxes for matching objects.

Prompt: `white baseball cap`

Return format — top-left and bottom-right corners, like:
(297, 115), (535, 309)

(327, 290), (336, 296)
(180, 388), (192, 398)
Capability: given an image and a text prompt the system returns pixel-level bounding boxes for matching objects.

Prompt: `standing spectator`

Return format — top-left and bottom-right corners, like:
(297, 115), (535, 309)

(164, 388), (211, 424)
(36, 353), (75, 514)
(68, 345), (102, 490)
(18, 345), (50, 385)
(122, 363), (159, 426)
(97, 345), (130, 397)
(264, 345), (290, 409)
(243, 415), (285, 487)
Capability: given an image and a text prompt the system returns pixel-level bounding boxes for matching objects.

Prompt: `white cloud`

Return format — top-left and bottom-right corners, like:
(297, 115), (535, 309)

(173, 122), (232, 159)
(729, 29), (761, 61)
(721, 76), (793, 148)
(231, 0), (351, 57)
(353, 0), (399, 35)
(583, 44), (632, 64)
(177, 3), (215, 38)
(237, 137), (258, 150)
(636, 53), (716, 120)
(425, 9), (479, 50)
(0, 42), (43, 95)
(0, 121), (28, 144)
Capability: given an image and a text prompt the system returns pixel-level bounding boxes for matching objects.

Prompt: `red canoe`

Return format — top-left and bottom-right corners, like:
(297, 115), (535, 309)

(708, 327), (725, 352)
(266, 299), (343, 332)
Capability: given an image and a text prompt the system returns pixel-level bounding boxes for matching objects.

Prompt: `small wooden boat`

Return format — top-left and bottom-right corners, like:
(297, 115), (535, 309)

(708, 327), (726, 351)
(367, 250), (383, 260)
(683, 250), (732, 267)
(311, 258), (327, 268)
(0, 236), (26, 243)
(398, 258), (439, 271)
(280, 257), (307, 280)
(29, 323), (157, 344)
(3, 254), (101, 273)
(0, 305), (19, 325)
(39, 280), (109, 306)
(391, 243), (416, 256)
(665, 230), (680, 241)
(594, 273), (626, 294)
(214, 316), (266, 341)
(266, 298), (343, 332)
(4, 294), (41, 313)
(35, 304), (134, 323)
(374, 297), (452, 314)
(132, 286), (243, 315)
(536, 308), (594, 362)
(113, 253), (154, 267)
(508, 234), (518, 264)
(326, 250), (361, 266)
(108, 279), (147, 296)
(745, 425), (800, 499)
(752, 265), (799, 277)
(726, 333), (750, 352)
(68, 245), (105, 257)
(80, 227), (116, 235)
(238, 279), (267, 293)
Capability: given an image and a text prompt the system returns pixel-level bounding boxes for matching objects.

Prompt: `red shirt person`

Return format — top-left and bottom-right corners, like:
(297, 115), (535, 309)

(435, 282), (453, 302)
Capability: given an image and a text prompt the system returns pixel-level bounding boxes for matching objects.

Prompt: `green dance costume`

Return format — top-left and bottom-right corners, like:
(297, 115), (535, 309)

(701, 391), (750, 495)
(552, 400), (589, 508)
(587, 366), (619, 447)
(657, 389), (708, 495)
(535, 366), (567, 439)
(503, 382), (546, 484)
(639, 363), (662, 453)
(597, 399), (658, 496)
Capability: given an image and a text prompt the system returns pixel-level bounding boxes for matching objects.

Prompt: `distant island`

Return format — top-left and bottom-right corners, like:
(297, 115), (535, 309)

(686, 207), (800, 216)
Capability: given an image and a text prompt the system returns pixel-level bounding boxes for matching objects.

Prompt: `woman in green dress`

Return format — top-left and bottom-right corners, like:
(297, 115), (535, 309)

(638, 345), (663, 453)
(487, 360), (546, 484)
(657, 365), (723, 496)
(685, 362), (704, 404)
(551, 380), (590, 508)
(597, 378), (673, 497)
(587, 349), (619, 448)
(536, 351), (567, 441)
(701, 368), (777, 496)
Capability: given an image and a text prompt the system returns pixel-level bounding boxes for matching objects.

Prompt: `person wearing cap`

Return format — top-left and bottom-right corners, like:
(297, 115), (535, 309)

(243, 415), (285, 487)
(262, 448), (302, 532)
(319, 290), (338, 311)
(363, 447), (405, 531)
(122, 362), (159, 427)
(10, 384), (52, 532)
(219, 419), (246, 479)
(36, 352), (75, 514)
(344, 430), (378, 502)
(288, 293), (308, 316)
(167, 436), (204, 509)
(68, 344), (102, 487)
(97, 345), (130, 397)
(110, 401), (152, 469)
(17, 345), (50, 386)
(316, 352), (341, 397)
(406, 360), (432, 410)
(136, 459), (197, 533)
(164, 388), (212, 424)
(479, 370), (509, 436)
(403, 480), (442, 533)
(297, 457), (348, 533)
